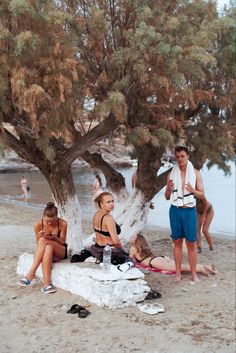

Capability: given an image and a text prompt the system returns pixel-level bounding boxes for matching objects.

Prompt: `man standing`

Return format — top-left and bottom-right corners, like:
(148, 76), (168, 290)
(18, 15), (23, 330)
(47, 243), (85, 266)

(165, 146), (204, 282)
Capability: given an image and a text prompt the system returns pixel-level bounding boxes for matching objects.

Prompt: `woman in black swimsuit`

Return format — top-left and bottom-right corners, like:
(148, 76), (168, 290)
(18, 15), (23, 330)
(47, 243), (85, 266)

(18, 202), (67, 294)
(130, 233), (217, 276)
(89, 192), (130, 264)
(196, 197), (214, 252)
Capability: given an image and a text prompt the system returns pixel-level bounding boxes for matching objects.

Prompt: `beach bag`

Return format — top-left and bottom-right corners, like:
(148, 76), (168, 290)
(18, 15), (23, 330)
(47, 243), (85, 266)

(110, 248), (131, 265)
(87, 245), (131, 265)
(70, 249), (92, 263)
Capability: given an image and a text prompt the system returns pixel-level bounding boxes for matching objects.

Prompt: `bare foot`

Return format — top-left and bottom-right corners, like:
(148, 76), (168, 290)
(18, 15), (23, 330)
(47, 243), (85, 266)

(191, 275), (200, 283)
(25, 272), (35, 281)
(175, 274), (182, 282)
(204, 265), (218, 275)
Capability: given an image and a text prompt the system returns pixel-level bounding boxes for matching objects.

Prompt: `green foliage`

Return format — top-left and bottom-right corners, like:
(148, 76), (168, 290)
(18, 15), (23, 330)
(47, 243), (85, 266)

(15, 31), (39, 56)
(108, 91), (127, 123)
(10, 0), (35, 17)
(0, 0), (234, 176)
(129, 127), (151, 146)
(157, 42), (171, 56)
(150, 136), (160, 148)
(153, 128), (174, 148)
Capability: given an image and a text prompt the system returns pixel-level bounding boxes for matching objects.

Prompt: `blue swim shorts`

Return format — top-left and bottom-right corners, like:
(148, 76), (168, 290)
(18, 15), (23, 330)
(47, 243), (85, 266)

(169, 205), (197, 243)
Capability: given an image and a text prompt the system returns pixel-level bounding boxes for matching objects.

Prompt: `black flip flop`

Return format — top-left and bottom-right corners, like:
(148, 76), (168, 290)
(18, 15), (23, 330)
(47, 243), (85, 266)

(78, 307), (90, 318)
(145, 290), (162, 300)
(67, 304), (84, 314)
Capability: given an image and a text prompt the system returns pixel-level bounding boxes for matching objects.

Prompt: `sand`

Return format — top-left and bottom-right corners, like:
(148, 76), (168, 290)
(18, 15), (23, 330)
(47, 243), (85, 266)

(0, 203), (235, 353)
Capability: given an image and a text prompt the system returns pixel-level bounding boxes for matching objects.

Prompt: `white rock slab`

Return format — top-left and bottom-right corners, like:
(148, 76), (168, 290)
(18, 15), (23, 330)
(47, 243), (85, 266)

(17, 253), (150, 309)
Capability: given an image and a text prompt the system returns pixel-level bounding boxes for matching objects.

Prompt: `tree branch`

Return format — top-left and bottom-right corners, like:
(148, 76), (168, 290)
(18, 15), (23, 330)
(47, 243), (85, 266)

(81, 150), (126, 192)
(0, 127), (51, 171)
(65, 113), (119, 165)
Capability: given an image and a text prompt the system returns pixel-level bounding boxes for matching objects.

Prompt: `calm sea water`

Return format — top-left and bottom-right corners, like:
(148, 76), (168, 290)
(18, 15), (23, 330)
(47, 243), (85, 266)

(0, 162), (235, 237)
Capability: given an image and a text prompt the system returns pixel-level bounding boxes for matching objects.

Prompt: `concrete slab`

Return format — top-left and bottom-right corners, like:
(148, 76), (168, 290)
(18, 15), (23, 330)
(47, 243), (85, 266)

(17, 253), (150, 309)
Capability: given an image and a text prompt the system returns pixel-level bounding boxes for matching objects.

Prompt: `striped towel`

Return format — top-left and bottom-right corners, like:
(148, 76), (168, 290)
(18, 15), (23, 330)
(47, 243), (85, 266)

(170, 160), (196, 207)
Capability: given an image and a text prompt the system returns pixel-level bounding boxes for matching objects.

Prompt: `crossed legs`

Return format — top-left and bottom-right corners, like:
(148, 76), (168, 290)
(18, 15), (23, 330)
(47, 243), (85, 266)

(24, 237), (65, 287)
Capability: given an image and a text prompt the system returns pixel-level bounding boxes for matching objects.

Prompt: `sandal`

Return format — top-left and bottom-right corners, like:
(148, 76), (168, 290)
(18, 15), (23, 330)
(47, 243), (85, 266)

(67, 304), (90, 318)
(41, 284), (56, 294)
(67, 304), (83, 314)
(18, 277), (32, 287)
(117, 262), (134, 273)
(145, 290), (162, 300)
(137, 303), (165, 315)
(78, 306), (90, 318)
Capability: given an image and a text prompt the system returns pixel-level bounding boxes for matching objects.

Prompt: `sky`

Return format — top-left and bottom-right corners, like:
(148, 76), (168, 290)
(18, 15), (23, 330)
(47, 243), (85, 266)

(217, 0), (230, 9)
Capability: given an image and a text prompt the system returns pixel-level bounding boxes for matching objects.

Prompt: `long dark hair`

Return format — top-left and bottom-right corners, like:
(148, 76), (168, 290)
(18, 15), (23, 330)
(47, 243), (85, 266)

(134, 233), (153, 258)
(43, 202), (58, 218)
(95, 174), (102, 187)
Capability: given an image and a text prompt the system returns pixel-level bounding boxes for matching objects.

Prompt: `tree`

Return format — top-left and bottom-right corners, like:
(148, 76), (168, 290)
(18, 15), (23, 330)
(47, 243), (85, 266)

(0, 0), (235, 249)
(64, 0), (235, 242)
(0, 0), (121, 251)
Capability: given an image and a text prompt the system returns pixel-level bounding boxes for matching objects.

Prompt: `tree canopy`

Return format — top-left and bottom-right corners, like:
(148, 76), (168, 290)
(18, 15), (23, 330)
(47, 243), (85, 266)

(0, 0), (235, 225)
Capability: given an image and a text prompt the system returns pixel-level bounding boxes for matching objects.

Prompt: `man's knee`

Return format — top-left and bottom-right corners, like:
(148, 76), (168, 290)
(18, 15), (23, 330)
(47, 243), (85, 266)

(185, 240), (195, 251)
(174, 238), (183, 248)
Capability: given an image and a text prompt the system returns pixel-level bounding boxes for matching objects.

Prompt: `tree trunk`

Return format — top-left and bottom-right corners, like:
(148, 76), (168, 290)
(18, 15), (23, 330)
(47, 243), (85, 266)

(112, 189), (150, 242)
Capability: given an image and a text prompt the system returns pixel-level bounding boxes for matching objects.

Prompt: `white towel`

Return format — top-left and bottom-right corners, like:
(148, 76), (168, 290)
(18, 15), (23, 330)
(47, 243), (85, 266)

(170, 161), (196, 207)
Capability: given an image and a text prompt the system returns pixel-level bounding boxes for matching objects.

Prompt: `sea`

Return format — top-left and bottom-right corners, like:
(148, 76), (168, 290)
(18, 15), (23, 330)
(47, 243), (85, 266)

(0, 161), (235, 238)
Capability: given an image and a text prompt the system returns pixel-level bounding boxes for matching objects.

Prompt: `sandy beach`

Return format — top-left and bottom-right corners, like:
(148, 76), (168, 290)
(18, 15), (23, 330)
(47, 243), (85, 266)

(0, 203), (235, 353)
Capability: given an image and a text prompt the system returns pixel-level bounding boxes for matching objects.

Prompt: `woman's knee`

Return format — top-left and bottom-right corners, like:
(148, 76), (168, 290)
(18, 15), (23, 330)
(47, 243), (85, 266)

(37, 237), (47, 247)
(44, 244), (54, 255)
(202, 224), (210, 234)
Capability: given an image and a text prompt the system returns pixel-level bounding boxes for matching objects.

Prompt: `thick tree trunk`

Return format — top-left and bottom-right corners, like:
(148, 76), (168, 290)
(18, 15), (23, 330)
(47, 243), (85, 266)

(112, 189), (150, 243)
(136, 145), (166, 200)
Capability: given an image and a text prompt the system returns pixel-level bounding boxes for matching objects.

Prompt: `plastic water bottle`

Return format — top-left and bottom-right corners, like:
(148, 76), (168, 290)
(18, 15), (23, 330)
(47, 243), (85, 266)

(102, 244), (111, 273)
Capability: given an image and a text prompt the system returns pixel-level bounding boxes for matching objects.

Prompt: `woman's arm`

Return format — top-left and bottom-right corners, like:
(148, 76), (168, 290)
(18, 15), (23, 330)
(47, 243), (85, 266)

(200, 197), (209, 220)
(34, 221), (45, 242)
(105, 215), (122, 248)
(129, 246), (137, 259)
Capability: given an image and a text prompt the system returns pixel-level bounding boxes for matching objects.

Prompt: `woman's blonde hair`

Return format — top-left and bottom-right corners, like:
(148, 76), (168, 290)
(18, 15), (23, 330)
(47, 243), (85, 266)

(134, 233), (153, 258)
(95, 192), (112, 208)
